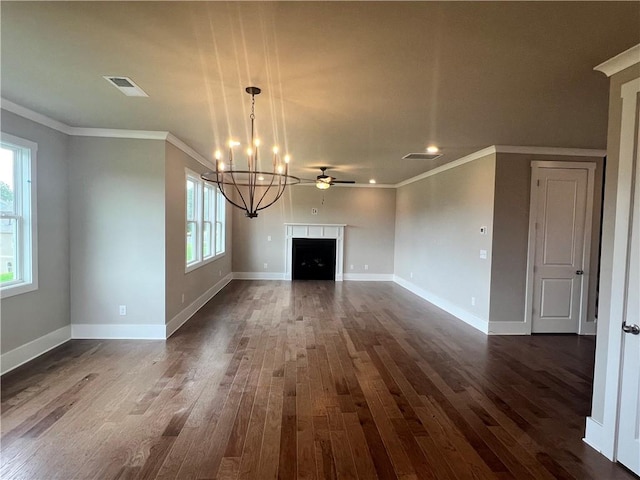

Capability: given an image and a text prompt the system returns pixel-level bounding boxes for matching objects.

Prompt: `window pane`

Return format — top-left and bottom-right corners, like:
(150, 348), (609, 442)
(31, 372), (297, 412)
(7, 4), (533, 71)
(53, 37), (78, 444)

(203, 185), (211, 221)
(0, 147), (15, 214)
(186, 221), (197, 263)
(216, 189), (225, 254)
(0, 218), (17, 284)
(186, 179), (196, 221)
(215, 221), (223, 255)
(203, 222), (212, 258)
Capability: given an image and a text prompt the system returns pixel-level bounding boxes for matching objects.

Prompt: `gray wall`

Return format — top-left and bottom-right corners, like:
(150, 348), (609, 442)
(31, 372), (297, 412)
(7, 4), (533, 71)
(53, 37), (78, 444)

(490, 153), (604, 324)
(590, 63), (640, 425)
(0, 110), (70, 353)
(164, 142), (232, 323)
(394, 155), (496, 322)
(232, 186), (396, 275)
(69, 137), (166, 326)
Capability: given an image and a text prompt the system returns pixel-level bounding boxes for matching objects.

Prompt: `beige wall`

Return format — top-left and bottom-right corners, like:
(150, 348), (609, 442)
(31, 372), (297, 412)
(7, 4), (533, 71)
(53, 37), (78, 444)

(232, 186), (396, 275)
(490, 153), (604, 324)
(394, 155), (496, 322)
(69, 137), (166, 326)
(0, 110), (70, 354)
(164, 142), (232, 323)
(590, 63), (640, 425)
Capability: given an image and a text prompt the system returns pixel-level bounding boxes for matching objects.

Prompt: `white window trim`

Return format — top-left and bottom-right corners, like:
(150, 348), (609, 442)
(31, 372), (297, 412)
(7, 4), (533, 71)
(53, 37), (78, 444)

(0, 132), (38, 299)
(185, 168), (225, 273)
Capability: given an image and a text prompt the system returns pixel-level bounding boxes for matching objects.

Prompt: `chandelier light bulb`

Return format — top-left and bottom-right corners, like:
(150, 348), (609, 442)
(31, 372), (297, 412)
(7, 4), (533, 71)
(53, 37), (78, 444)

(214, 150), (222, 160)
(246, 148), (253, 156)
(218, 162), (225, 171)
(254, 139), (261, 147)
(277, 164), (284, 173)
(272, 146), (279, 154)
(284, 155), (291, 164)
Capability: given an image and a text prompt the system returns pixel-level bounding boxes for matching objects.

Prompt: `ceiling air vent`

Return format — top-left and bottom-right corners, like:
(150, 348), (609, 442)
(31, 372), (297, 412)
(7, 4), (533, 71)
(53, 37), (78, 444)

(103, 76), (148, 97)
(402, 152), (442, 161)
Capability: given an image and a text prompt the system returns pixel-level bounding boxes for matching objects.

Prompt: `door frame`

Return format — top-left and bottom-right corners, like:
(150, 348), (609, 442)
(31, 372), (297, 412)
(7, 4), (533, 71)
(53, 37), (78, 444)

(524, 161), (597, 335)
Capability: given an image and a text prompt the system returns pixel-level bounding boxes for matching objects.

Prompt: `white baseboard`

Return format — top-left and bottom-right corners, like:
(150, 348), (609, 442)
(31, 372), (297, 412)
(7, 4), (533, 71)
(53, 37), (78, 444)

(1, 325), (71, 375)
(166, 273), (233, 338)
(233, 272), (286, 280)
(393, 275), (489, 334)
(487, 321), (530, 335)
(584, 417), (609, 458)
(71, 323), (166, 340)
(343, 273), (394, 281)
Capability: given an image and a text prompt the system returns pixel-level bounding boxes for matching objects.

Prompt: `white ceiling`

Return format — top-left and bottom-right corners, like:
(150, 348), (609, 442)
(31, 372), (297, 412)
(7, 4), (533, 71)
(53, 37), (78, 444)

(1, 2), (638, 184)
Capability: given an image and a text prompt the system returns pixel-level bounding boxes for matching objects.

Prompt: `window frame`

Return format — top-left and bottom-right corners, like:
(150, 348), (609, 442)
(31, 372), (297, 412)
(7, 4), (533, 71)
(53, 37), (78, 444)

(185, 168), (225, 273)
(0, 132), (38, 299)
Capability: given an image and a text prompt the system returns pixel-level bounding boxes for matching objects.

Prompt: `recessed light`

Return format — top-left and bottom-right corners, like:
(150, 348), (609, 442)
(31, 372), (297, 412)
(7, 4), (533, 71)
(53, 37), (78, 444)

(369, 179), (376, 184)
(426, 145), (440, 154)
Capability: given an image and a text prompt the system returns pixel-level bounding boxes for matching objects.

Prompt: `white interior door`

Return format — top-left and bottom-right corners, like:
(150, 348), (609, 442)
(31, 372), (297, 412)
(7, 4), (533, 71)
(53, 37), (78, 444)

(531, 165), (594, 333)
(616, 112), (640, 476)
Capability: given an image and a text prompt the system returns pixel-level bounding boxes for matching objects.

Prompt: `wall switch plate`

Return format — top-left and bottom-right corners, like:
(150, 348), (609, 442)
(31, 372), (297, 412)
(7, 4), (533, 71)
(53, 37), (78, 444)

(471, 296), (476, 306)
(263, 263), (268, 269)
(410, 272), (413, 279)
(311, 208), (318, 215)
(480, 226), (488, 235)
(480, 249), (488, 259)
(119, 305), (126, 316)
(350, 264), (354, 270)
(267, 235), (272, 242)
(364, 264), (369, 270)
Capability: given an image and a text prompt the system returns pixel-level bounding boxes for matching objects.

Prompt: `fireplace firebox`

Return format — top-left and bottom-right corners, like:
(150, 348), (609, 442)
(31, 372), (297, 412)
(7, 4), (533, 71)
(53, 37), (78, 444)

(292, 238), (336, 280)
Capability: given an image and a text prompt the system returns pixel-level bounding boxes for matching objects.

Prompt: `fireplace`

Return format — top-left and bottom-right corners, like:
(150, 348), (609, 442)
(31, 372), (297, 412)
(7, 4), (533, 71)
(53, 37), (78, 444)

(292, 238), (336, 280)
(284, 224), (346, 281)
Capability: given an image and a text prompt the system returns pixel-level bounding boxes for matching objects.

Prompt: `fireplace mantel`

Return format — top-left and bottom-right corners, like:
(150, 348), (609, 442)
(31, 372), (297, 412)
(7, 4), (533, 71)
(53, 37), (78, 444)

(285, 224), (346, 281)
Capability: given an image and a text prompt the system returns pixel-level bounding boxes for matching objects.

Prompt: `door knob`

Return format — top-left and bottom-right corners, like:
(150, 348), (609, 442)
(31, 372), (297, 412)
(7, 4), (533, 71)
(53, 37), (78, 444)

(576, 270), (584, 275)
(622, 322), (640, 335)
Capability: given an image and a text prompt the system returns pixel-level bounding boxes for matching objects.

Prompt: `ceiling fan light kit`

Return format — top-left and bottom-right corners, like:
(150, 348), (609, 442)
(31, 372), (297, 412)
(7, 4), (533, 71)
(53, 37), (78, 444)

(314, 167), (355, 189)
(201, 86), (300, 218)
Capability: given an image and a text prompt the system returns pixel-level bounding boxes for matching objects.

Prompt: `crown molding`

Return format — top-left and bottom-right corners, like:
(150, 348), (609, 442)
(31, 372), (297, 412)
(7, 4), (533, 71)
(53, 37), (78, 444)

(594, 44), (640, 78)
(395, 146), (497, 188)
(395, 145), (606, 188)
(1, 98), (73, 135)
(1, 97), (212, 170)
(494, 145), (606, 158)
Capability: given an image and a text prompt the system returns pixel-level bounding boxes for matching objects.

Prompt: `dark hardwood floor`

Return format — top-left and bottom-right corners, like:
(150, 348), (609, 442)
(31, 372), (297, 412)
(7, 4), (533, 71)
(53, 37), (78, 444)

(1, 280), (636, 479)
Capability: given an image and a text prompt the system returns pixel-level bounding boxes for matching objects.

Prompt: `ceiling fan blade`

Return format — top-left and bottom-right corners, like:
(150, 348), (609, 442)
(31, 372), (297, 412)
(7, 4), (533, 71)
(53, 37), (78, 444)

(332, 180), (356, 184)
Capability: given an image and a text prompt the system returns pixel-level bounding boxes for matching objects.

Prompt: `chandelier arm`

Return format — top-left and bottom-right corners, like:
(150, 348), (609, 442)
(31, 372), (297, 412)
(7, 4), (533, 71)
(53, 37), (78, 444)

(215, 179), (251, 212)
(254, 167), (279, 211)
(256, 176), (288, 212)
(227, 168), (251, 211)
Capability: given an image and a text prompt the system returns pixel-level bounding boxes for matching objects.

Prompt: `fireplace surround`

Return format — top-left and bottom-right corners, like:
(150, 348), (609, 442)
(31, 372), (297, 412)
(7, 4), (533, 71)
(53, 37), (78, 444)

(285, 224), (345, 281)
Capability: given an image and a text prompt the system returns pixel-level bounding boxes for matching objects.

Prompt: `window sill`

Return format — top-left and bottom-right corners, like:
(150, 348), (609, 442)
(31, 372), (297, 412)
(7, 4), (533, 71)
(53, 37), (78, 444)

(185, 252), (226, 274)
(0, 281), (38, 299)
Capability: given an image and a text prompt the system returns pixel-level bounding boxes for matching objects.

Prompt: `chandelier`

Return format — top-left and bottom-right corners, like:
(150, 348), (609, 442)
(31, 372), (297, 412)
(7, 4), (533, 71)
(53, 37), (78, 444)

(201, 86), (300, 218)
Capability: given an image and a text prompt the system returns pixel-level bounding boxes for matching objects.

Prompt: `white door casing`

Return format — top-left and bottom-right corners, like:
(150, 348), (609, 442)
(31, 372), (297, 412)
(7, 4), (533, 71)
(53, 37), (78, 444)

(616, 80), (640, 475)
(526, 162), (596, 334)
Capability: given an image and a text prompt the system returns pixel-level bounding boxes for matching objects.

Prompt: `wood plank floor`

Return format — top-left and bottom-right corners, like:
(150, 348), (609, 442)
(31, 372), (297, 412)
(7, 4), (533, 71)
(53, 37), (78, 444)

(1, 280), (636, 480)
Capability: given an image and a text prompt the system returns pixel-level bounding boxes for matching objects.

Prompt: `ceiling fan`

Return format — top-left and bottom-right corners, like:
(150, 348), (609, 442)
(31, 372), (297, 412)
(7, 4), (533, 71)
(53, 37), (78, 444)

(314, 167), (356, 190)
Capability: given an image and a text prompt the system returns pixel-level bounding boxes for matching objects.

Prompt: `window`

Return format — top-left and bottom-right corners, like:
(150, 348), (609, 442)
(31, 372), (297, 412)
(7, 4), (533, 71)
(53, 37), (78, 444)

(0, 133), (37, 298)
(185, 169), (225, 271)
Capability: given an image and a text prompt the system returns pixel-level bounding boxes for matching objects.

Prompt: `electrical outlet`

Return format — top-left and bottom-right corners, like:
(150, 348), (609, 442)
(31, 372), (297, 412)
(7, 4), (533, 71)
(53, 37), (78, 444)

(119, 305), (126, 316)
(480, 249), (488, 259)
(471, 297), (476, 306)
(350, 264), (354, 270)
(311, 207), (318, 215)
(364, 264), (369, 270)
(263, 263), (268, 269)
(410, 272), (413, 279)
(267, 235), (272, 242)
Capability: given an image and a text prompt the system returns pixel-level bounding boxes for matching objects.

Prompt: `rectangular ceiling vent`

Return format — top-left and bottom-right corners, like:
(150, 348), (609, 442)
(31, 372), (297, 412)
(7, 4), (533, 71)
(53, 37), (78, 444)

(103, 76), (148, 97)
(402, 152), (443, 161)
